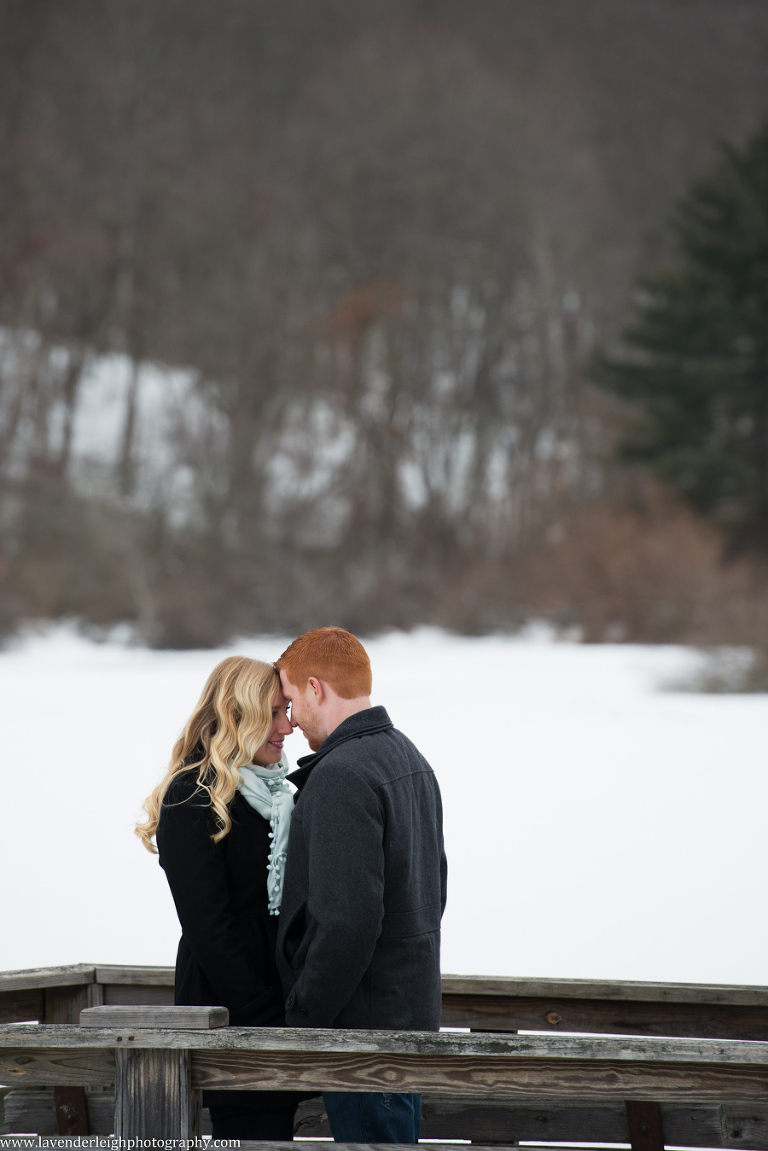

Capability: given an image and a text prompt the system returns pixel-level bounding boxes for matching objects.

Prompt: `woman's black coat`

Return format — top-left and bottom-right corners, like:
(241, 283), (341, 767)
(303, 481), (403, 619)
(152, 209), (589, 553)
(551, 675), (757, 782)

(157, 769), (300, 1112)
(156, 770), (285, 1027)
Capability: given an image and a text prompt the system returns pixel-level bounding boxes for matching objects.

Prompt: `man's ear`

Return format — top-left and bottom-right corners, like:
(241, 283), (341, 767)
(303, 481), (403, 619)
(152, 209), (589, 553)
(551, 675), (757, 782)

(307, 676), (324, 704)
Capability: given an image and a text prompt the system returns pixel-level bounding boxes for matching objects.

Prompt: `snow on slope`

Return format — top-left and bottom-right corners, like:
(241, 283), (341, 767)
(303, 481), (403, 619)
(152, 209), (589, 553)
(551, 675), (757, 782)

(1, 626), (765, 985)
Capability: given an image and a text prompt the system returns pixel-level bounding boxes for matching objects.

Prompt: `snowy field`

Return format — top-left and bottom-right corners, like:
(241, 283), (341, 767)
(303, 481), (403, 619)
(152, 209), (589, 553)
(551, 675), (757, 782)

(1, 626), (766, 987)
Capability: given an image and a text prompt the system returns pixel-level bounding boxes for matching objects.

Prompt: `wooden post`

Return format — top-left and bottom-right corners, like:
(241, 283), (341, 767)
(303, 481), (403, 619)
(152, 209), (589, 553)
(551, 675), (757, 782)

(46, 978), (92, 1135)
(626, 1100), (665, 1151)
(82, 1003), (226, 1139)
(469, 1028), (518, 1145)
(115, 1047), (199, 1139)
(54, 1085), (89, 1135)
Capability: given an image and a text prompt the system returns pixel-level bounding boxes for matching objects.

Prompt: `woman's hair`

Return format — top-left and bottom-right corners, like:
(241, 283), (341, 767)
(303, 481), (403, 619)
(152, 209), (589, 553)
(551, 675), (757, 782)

(135, 655), (280, 853)
(276, 626), (372, 698)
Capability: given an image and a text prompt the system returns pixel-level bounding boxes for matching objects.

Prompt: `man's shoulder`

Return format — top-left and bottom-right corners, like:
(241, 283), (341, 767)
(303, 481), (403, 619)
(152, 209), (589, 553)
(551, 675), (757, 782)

(320, 722), (434, 784)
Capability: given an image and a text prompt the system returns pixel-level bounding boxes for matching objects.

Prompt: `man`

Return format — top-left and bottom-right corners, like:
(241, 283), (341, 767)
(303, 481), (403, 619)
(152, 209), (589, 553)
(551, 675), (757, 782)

(275, 626), (447, 1144)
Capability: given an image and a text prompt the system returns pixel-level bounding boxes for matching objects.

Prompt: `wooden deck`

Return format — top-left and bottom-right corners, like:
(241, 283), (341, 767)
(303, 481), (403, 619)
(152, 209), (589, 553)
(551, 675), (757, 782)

(0, 965), (766, 1146)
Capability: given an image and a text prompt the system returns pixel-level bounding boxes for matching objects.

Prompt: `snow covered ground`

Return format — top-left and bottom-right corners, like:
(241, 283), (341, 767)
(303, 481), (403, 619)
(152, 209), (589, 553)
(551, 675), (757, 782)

(2, 626), (766, 987)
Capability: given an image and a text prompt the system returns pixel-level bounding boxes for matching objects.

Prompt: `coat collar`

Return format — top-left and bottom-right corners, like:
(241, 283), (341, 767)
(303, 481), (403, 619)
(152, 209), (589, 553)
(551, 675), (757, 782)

(288, 705), (393, 792)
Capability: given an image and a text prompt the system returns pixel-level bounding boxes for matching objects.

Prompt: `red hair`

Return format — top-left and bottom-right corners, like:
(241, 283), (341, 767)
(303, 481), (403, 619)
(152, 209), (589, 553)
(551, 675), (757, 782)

(276, 627), (372, 699)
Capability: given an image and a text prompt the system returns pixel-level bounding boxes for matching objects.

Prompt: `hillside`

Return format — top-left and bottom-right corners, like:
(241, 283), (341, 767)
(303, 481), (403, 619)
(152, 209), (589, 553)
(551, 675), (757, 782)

(1, 0), (768, 642)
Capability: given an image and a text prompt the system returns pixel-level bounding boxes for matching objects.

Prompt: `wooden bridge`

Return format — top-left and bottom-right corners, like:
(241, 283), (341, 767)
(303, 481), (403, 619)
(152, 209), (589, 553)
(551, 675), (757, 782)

(1, 964), (767, 1148)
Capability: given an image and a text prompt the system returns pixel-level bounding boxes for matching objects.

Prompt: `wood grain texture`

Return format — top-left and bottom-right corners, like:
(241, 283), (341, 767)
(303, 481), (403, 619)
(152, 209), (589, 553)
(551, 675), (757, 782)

(442, 995), (768, 1041)
(2, 1088), (119, 1138)
(190, 1049), (768, 1102)
(3, 1142), (525, 1151)
(237, 1144), (542, 1151)
(3, 1086), (767, 1146)
(94, 965), (175, 986)
(102, 983), (175, 1007)
(441, 975), (768, 1007)
(0, 1049), (114, 1086)
(7, 1090), (767, 1148)
(115, 1046), (199, 1139)
(80, 1005), (229, 1029)
(2, 1024), (768, 1064)
(86, 984), (104, 1010)
(0, 988), (44, 1025)
(295, 1095), (768, 1148)
(0, 966), (95, 993)
(1, 1022), (767, 1120)
(3, 1143), (602, 1151)
(2, 966), (767, 1005)
(1, 1086), (58, 1136)
(45, 985), (90, 1026)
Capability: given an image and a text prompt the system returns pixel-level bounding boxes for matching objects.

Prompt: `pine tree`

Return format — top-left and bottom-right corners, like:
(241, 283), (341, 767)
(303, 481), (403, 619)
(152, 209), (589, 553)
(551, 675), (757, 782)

(595, 120), (768, 551)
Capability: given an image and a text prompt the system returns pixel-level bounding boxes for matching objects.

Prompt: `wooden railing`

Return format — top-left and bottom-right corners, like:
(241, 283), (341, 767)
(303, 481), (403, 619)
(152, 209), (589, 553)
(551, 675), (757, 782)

(1, 965), (767, 1147)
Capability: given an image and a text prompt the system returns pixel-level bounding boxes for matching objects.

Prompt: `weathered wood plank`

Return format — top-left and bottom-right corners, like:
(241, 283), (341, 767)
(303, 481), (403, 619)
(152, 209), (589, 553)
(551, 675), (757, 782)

(44, 984), (95, 1137)
(102, 984), (175, 1007)
(0, 1049), (114, 1087)
(86, 984), (103, 1010)
(441, 975), (768, 1007)
(9, 1088), (764, 1148)
(296, 1095), (768, 1148)
(4, 1142), (602, 1151)
(442, 994), (768, 1041)
(115, 1046), (199, 1139)
(1, 1086), (57, 1136)
(13, 978), (761, 1039)
(2, 1024), (768, 1064)
(45, 985), (89, 1026)
(6, 1089), (766, 1148)
(2, 1025), (768, 1104)
(94, 965), (175, 986)
(0, 966), (95, 993)
(2, 1088), (118, 1137)
(237, 1144), (541, 1151)
(2, 967), (767, 1007)
(191, 1049), (768, 1102)
(0, 1142), (532, 1151)
(220, 1145), (627, 1151)
(444, 1099), (766, 1149)
(0, 988), (44, 1025)
(80, 1005), (228, 1029)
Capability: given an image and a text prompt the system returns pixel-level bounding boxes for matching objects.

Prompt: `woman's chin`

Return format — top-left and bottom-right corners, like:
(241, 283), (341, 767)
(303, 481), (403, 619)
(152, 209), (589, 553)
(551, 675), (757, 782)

(252, 750), (282, 766)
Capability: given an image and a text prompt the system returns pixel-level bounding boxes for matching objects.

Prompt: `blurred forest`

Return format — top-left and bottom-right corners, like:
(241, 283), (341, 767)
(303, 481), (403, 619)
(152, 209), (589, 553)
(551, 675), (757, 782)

(2, 0), (768, 647)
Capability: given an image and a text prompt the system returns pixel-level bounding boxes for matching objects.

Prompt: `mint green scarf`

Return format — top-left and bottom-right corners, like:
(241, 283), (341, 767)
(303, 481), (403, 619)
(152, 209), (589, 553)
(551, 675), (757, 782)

(237, 754), (294, 915)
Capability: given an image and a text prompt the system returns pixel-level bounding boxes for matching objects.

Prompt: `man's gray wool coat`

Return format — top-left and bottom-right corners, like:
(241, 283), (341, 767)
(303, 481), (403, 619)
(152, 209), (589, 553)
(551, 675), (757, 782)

(276, 705), (447, 1030)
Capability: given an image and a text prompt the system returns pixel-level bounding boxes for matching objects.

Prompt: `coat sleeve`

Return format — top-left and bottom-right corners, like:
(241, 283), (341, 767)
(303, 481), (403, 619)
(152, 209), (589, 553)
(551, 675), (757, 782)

(285, 764), (385, 1027)
(156, 777), (283, 1025)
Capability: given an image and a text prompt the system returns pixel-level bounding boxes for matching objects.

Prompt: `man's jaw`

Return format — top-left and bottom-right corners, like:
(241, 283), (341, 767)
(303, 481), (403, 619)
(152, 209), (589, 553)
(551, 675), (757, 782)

(297, 721), (323, 752)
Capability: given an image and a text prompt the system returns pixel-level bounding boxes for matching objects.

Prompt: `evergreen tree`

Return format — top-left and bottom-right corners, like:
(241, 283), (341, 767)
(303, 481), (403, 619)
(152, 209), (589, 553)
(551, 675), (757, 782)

(595, 120), (768, 551)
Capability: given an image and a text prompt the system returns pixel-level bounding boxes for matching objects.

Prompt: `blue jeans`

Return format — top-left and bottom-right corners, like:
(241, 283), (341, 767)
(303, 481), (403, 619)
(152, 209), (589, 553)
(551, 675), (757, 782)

(324, 1091), (422, 1143)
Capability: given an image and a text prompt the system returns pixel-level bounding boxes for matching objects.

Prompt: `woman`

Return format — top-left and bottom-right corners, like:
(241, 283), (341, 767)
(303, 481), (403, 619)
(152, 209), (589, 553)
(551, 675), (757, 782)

(135, 655), (299, 1140)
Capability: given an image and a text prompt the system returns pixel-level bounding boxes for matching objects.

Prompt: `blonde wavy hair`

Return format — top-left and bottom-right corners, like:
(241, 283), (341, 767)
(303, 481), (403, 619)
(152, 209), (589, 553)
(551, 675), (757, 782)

(135, 655), (281, 853)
